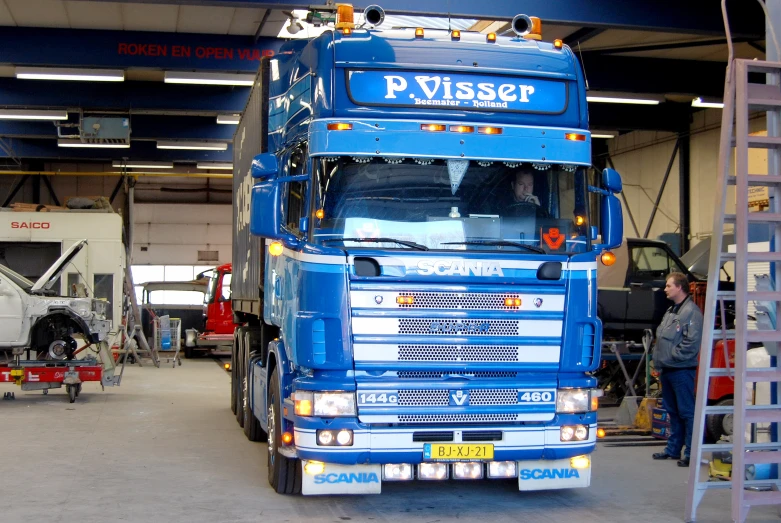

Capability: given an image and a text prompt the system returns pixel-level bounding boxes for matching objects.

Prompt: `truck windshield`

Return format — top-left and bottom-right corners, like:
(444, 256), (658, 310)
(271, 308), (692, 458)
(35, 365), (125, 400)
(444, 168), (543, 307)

(312, 157), (591, 253)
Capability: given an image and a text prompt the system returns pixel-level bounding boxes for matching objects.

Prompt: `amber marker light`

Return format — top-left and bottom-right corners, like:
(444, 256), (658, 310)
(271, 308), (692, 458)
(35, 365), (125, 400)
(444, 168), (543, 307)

(486, 32), (497, 43)
(565, 133), (586, 141)
(342, 27), (353, 36)
(451, 30), (461, 40)
(575, 215), (586, 226)
(554, 39), (563, 49)
(415, 27), (424, 38)
(478, 126), (503, 135)
(397, 296), (415, 305)
(224, 363), (231, 370)
(282, 432), (294, 445)
(421, 124), (446, 132)
(601, 251), (616, 266)
(295, 398), (313, 416)
(591, 395), (599, 411)
(269, 241), (284, 256)
(449, 125), (474, 133)
(315, 209), (325, 219)
(504, 297), (522, 307)
(597, 428), (606, 438)
(327, 123), (353, 131)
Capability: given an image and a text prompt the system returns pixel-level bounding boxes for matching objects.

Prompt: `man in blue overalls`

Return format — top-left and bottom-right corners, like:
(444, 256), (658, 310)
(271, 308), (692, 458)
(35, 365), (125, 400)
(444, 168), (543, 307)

(651, 272), (704, 467)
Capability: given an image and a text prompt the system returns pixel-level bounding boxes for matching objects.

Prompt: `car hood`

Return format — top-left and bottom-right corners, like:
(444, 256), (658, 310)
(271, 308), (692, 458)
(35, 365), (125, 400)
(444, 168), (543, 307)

(31, 239), (88, 293)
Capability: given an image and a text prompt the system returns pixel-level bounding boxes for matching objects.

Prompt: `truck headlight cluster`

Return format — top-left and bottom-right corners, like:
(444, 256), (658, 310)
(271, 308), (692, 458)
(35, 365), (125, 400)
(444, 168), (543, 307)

(556, 389), (599, 413)
(294, 391), (356, 417)
(316, 429), (353, 446)
(560, 425), (589, 441)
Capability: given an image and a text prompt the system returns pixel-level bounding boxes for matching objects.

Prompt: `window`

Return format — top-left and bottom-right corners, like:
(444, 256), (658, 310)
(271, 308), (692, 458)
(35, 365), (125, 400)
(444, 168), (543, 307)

(631, 246), (684, 282)
(220, 272), (232, 301)
(93, 274), (114, 321)
(284, 144), (309, 237)
(67, 273), (80, 297)
(132, 265), (218, 304)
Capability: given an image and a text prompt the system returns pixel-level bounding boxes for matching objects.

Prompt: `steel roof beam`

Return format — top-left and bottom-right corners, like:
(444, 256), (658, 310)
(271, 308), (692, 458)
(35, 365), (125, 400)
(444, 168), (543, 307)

(0, 138), (232, 162)
(85, 0), (763, 37)
(562, 28), (605, 47)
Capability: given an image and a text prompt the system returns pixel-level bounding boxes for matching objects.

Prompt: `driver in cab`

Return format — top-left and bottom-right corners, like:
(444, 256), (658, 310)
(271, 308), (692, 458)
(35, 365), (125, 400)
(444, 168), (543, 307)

(511, 169), (540, 206)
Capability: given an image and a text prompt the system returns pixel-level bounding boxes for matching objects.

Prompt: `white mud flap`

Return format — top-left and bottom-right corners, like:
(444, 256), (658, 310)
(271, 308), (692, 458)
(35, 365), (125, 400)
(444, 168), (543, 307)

(517, 457), (591, 491)
(301, 461), (382, 495)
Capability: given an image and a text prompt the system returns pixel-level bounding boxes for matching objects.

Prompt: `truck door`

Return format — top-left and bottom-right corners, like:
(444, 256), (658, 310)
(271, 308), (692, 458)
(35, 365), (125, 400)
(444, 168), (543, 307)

(0, 276), (24, 342)
(625, 243), (687, 333)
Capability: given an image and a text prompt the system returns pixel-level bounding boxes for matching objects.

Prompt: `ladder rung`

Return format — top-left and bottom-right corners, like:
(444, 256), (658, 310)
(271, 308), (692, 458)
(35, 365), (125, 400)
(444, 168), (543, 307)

(725, 213), (781, 223)
(743, 489), (781, 507)
(747, 136), (781, 149)
(693, 480), (781, 492)
(711, 329), (735, 339)
(746, 369), (781, 382)
(747, 84), (781, 111)
(715, 290), (781, 302)
(717, 290), (736, 299)
(721, 252), (781, 263)
(746, 407), (781, 424)
(744, 450), (781, 465)
(727, 174), (781, 186)
(702, 442), (781, 452)
(747, 331), (781, 343)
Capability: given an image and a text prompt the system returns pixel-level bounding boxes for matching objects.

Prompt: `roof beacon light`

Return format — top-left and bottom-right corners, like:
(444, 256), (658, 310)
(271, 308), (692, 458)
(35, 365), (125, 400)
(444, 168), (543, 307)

(327, 123), (353, 131)
(554, 39), (564, 49)
(335, 4), (355, 29)
(415, 27), (425, 38)
(486, 32), (496, 43)
(451, 30), (461, 41)
(363, 5), (385, 27)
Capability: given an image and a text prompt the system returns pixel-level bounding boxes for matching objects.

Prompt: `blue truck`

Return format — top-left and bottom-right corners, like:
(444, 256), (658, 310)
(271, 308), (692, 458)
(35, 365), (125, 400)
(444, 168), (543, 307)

(230, 6), (624, 495)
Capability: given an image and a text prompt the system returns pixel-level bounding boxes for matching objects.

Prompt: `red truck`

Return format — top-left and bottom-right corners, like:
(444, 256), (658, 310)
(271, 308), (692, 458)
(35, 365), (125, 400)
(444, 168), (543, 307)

(184, 263), (239, 357)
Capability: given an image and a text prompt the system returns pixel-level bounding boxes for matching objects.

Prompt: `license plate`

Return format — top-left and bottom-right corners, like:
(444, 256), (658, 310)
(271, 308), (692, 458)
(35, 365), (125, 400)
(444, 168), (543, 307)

(423, 443), (494, 461)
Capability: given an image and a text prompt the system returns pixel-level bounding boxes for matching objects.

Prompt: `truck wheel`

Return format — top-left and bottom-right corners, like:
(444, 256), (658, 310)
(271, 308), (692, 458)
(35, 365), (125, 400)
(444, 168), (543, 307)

(184, 346), (194, 359)
(243, 333), (267, 442)
(230, 331), (238, 415)
(235, 327), (245, 427)
(267, 369), (301, 494)
(706, 398), (734, 442)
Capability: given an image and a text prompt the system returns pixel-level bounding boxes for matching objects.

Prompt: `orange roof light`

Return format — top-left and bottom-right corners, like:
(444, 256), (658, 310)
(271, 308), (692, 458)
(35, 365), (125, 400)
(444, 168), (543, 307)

(601, 252), (616, 266)
(327, 123), (353, 131)
(554, 39), (563, 49)
(415, 27), (424, 38)
(486, 32), (496, 43)
(526, 16), (542, 40)
(421, 124), (446, 132)
(478, 126), (503, 135)
(341, 27), (353, 36)
(565, 133), (586, 142)
(335, 4), (355, 29)
(451, 30), (461, 41)
(449, 125), (474, 133)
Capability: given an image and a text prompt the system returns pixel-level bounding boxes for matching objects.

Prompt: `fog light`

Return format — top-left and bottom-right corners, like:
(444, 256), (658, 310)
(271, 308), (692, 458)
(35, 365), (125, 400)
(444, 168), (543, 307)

(383, 463), (413, 481)
(560, 426), (575, 442)
(597, 428), (606, 438)
(575, 425), (589, 441)
(488, 461), (517, 478)
(453, 462), (483, 479)
(418, 462), (448, 480)
(317, 430), (334, 445)
(304, 461), (325, 475)
(571, 455), (590, 469)
(336, 430), (353, 446)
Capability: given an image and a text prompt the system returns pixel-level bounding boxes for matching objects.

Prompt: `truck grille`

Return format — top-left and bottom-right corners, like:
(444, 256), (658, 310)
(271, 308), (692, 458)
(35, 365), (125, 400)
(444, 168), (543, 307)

(398, 344), (519, 362)
(397, 292), (522, 310)
(396, 389), (529, 407)
(398, 318), (518, 336)
(396, 371), (517, 379)
(399, 413), (519, 423)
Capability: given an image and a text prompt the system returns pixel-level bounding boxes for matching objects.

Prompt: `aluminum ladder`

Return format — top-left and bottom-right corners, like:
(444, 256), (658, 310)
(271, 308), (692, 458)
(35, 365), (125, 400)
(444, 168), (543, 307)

(685, 58), (781, 522)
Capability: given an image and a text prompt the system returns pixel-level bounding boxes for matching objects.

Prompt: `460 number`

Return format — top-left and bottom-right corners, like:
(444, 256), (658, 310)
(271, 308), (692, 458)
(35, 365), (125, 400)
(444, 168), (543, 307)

(518, 391), (554, 402)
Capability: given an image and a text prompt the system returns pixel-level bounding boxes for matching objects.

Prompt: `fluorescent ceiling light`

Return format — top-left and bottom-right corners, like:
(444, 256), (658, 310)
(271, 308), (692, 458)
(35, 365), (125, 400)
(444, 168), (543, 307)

(17, 67), (124, 82)
(197, 162), (233, 170)
(112, 161), (174, 169)
(216, 114), (240, 125)
(692, 97), (724, 109)
(587, 95), (660, 105)
(164, 72), (255, 86)
(591, 133), (616, 139)
(58, 139), (130, 149)
(0, 109), (68, 120)
(157, 141), (228, 151)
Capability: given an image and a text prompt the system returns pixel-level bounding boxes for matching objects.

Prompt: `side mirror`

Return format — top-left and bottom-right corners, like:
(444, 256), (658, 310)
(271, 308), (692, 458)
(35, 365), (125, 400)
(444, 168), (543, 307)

(251, 153), (279, 180)
(593, 194), (623, 251)
(602, 168), (622, 194)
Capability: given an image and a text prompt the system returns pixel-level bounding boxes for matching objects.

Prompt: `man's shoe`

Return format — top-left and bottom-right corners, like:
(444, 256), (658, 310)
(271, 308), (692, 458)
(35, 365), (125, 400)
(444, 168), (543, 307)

(677, 458), (691, 467)
(652, 452), (681, 460)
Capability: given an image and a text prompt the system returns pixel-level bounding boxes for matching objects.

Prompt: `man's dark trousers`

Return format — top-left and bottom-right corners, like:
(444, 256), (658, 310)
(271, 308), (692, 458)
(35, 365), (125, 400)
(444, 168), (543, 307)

(660, 368), (696, 458)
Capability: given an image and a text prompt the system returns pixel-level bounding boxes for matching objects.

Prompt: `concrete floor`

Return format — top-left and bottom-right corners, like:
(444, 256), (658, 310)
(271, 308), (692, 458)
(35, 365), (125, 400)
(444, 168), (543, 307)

(2, 359), (780, 523)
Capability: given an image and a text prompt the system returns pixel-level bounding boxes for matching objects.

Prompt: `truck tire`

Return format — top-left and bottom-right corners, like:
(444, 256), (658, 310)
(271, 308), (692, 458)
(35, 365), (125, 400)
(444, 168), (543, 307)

(235, 327), (245, 427)
(706, 398), (734, 442)
(267, 369), (301, 494)
(230, 331), (238, 415)
(243, 331), (268, 442)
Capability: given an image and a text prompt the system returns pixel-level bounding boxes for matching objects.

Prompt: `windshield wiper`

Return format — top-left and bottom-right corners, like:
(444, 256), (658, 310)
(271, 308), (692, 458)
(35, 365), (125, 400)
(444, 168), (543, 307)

(441, 240), (545, 254)
(323, 237), (429, 251)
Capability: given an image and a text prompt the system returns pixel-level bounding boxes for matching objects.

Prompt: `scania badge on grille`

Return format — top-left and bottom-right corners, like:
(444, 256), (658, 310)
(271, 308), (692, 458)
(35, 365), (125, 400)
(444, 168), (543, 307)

(449, 390), (470, 406)
(375, 295), (383, 304)
(534, 298), (543, 308)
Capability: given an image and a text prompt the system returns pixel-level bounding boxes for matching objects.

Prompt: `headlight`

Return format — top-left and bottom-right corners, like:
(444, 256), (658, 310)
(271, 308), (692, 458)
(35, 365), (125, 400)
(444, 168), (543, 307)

(556, 389), (595, 413)
(314, 392), (356, 417)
